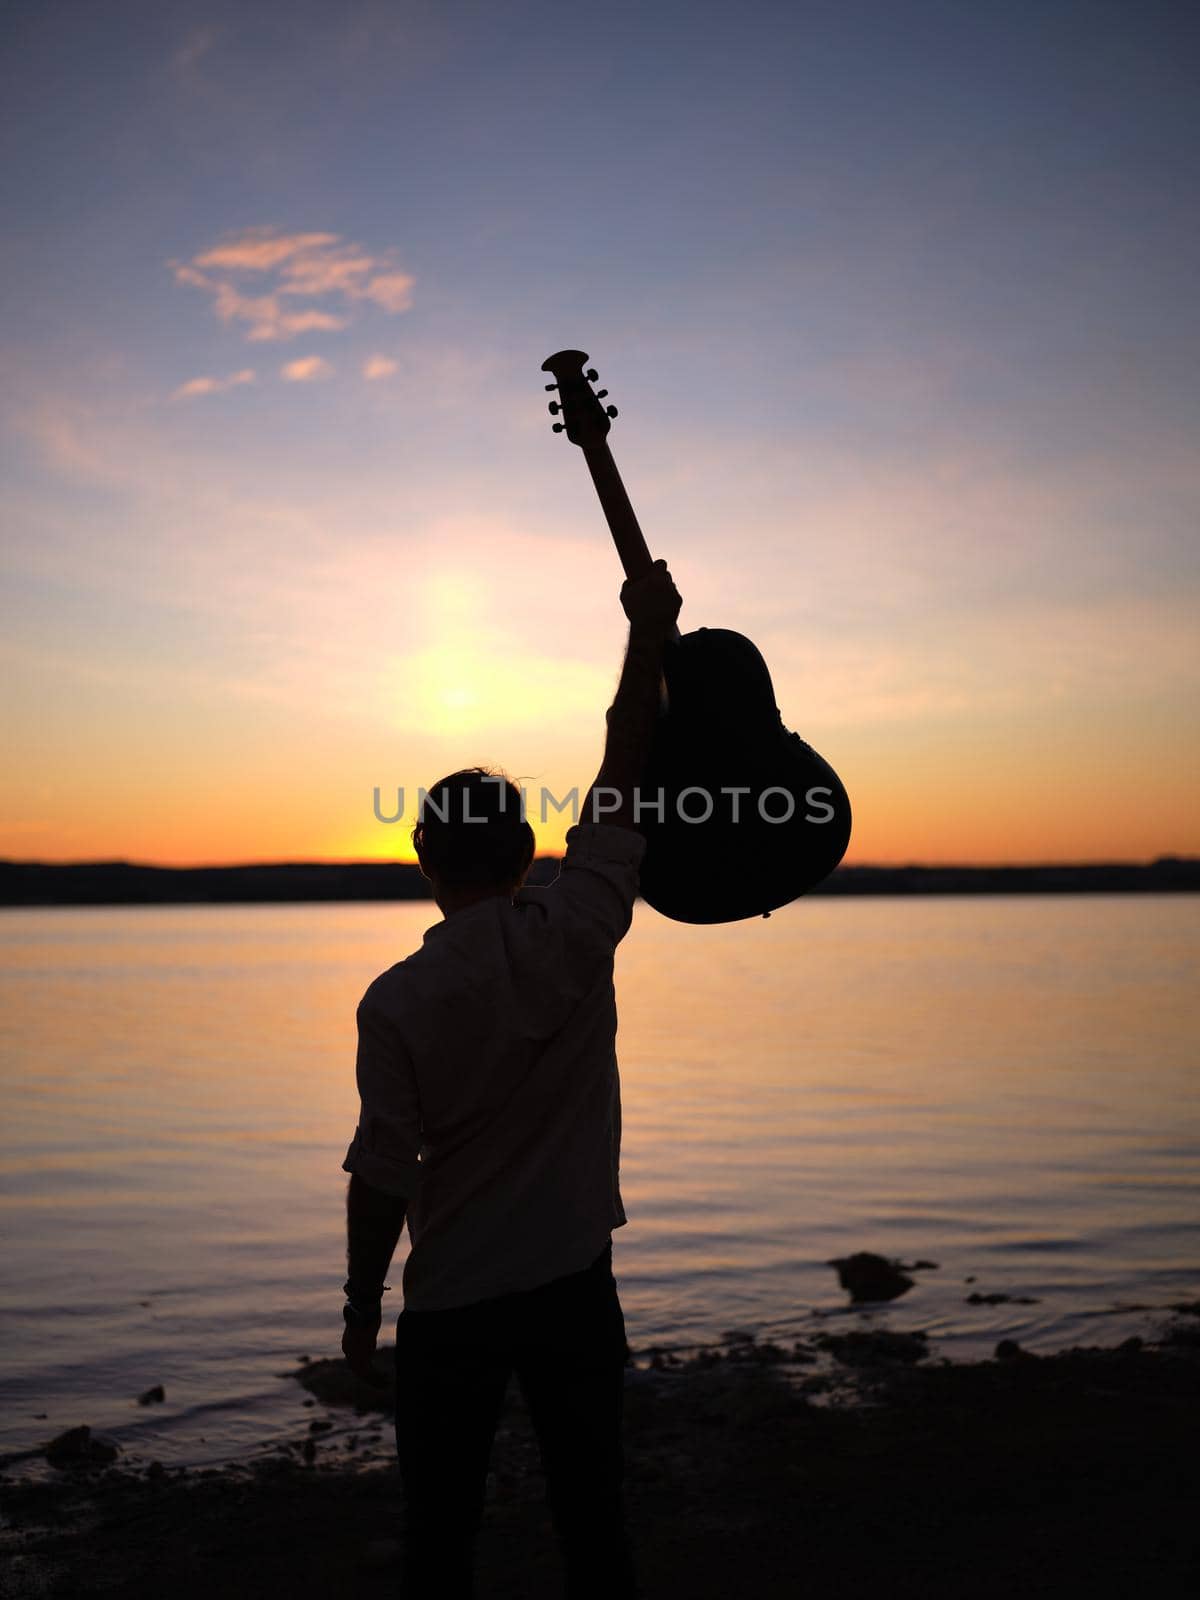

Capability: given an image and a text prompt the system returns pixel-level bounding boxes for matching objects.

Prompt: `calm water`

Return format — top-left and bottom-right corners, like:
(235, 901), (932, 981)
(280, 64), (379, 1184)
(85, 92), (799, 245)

(1, 895), (1198, 1472)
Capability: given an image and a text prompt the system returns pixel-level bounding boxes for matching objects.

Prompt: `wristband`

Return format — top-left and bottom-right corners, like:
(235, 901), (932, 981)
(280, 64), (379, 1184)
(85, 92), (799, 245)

(343, 1278), (388, 1325)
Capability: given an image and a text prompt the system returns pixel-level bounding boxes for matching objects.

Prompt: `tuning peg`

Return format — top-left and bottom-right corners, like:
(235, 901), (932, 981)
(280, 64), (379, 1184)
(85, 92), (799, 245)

(544, 383), (557, 391)
(548, 401), (561, 413)
(552, 422), (565, 432)
(585, 368), (598, 381)
(596, 389), (608, 399)
(605, 405), (618, 418)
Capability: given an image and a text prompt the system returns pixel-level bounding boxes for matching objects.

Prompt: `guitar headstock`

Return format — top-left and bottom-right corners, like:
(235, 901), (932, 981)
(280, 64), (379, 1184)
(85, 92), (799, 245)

(540, 349), (618, 448)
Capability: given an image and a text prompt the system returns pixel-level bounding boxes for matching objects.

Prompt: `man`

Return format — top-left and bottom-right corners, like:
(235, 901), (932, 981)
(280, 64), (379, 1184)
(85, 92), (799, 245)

(340, 559), (682, 1598)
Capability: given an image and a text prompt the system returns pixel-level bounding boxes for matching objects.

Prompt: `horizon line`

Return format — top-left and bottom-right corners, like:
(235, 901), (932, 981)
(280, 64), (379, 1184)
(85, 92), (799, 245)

(2, 853), (1195, 873)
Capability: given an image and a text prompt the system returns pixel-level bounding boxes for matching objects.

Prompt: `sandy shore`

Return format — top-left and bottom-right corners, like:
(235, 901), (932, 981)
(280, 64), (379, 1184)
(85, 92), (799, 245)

(3, 1314), (1199, 1598)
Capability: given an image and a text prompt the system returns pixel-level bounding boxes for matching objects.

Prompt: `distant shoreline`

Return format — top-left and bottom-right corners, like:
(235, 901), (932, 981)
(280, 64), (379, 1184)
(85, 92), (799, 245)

(1, 856), (1196, 907)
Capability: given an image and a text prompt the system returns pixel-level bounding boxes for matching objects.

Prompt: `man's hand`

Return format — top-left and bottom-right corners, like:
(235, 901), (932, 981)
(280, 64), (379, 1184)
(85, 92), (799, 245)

(620, 559), (681, 634)
(341, 1314), (387, 1388)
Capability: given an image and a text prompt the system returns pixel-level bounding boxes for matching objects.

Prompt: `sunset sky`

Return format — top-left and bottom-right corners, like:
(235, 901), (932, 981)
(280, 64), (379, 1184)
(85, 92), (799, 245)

(2, 0), (1197, 866)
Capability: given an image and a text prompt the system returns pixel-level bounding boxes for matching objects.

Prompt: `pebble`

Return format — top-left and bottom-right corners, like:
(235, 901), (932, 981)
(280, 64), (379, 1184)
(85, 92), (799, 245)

(827, 1252), (915, 1303)
(994, 1338), (1034, 1361)
(966, 1293), (1039, 1306)
(46, 1425), (120, 1466)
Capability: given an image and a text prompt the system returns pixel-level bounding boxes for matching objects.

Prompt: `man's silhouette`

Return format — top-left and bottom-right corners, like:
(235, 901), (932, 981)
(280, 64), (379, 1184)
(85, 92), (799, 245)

(341, 560), (682, 1598)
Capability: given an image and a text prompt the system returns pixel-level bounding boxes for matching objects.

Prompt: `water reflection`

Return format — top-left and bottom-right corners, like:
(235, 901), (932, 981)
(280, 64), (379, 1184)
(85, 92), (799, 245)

(0, 894), (1197, 1467)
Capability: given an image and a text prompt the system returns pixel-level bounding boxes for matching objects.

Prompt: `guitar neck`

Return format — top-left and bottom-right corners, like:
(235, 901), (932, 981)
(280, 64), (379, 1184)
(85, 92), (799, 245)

(582, 441), (681, 646)
(582, 441), (654, 581)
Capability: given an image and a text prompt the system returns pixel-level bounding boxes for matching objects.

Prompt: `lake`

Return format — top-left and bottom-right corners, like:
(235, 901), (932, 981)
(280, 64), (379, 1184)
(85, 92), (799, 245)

(1, 894), (1197, 1472)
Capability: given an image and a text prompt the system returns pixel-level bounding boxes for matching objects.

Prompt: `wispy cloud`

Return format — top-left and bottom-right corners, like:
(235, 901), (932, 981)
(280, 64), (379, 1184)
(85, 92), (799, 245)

(171, 227), (415, 343)
(358, 274), (414, 313)
(280, 355), (332, 383)
(193, 233), (339, 272)
(362, 354), (397, 381)
(172, 262), (347, 343)
(173, 368), (256, 399)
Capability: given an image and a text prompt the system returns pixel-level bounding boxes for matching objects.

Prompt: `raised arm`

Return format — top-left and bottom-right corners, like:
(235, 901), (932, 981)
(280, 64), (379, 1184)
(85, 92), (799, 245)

(582, 559), (681, 831)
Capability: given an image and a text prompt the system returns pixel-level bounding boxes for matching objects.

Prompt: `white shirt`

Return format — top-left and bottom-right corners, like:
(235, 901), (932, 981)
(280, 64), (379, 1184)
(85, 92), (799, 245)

(342, 821), (646, 1311)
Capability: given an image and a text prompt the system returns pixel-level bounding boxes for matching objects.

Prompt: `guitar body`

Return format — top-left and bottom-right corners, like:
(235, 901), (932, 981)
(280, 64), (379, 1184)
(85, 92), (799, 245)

(639, 627), (852, 922)
(540, 348), (852, 924)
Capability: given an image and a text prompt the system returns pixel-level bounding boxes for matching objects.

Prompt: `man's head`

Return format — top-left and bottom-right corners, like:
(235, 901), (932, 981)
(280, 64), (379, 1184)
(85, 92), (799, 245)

(412, 768), (535, 903)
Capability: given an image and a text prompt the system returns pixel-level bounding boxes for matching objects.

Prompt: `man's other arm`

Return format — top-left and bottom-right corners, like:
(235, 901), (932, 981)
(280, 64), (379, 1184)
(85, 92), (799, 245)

(342, 1173), (406, 1381)
(346, 1171), (406, 1299)
(340, 991), (420, 1379)
(582, 559), (682, 832)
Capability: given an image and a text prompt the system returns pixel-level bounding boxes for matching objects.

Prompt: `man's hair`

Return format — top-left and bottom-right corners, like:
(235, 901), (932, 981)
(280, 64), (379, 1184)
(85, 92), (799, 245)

(412, 767), (535, 890)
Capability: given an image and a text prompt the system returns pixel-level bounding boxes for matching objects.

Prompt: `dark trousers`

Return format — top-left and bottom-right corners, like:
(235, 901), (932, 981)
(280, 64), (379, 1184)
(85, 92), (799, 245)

(393, 1240), (637, 1599)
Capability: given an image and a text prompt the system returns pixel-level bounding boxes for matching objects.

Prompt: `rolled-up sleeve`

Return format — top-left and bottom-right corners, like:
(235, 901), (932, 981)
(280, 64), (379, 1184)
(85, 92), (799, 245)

(556, 822), (647, 946)
(342, 993), (422, 1198)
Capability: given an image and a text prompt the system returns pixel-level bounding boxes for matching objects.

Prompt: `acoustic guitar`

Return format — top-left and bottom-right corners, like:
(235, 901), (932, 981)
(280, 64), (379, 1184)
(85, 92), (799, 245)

(541, 348), (852, 924)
